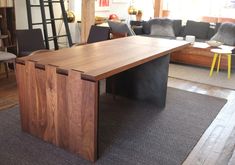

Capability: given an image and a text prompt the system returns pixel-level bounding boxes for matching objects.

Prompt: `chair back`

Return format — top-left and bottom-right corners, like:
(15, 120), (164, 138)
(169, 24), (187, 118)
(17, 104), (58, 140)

(16, 29), (45, 57)
(87, 25), (110, 44)
(111, 31), (127, 39)
(107, 21), (136, 36)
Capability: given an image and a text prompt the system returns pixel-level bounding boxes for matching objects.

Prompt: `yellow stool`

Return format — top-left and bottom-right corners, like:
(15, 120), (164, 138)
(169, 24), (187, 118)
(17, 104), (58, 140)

(210, 49), (232, 79)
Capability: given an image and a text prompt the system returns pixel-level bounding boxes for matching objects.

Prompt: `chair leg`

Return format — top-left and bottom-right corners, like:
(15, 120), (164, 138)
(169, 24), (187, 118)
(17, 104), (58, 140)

(210, 53), (218, 77)
(111, 78), (116, 100)
(228, 54), (231, 79)
(216, 54), (221, 73)
(4, 62), (9, 78)
(10, 60), (16, 75)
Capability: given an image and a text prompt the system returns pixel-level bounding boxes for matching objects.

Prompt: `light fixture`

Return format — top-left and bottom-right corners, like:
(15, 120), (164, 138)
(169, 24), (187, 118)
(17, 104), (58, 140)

(128, 5), (138, 15)
(66, 0), (75, 23)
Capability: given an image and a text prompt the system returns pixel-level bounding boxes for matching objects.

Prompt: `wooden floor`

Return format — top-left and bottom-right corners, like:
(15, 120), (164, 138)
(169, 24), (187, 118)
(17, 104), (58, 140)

(0, 72), (18, 111)
(0, 72), (235, 165)
(168, 78), (235, 165)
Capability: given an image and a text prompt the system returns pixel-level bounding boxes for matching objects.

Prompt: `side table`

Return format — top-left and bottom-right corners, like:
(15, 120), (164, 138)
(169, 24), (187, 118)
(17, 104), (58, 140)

(210, 49), (232, 79)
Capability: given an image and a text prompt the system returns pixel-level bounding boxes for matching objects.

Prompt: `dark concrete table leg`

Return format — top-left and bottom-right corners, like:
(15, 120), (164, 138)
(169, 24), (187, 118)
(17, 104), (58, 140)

(106, 55), (170, 108)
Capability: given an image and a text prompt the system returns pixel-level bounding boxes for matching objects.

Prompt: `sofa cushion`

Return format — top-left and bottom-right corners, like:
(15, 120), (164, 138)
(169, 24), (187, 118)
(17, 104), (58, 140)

(132, 26), (144, 35)
(149, 19), (175, 37)
(207, 28), (216, 39)
(142, 21), (151, 34)
(215, 23), (221, 32)
(108, 21), (135, 36)
(179, 25), (186, 37)
(142, 18), (182, 36)
(172, 19), (182, 36)
(150, 23), (175, 37)
(211, 23), (235, 46)
(184, 20), (210, 39)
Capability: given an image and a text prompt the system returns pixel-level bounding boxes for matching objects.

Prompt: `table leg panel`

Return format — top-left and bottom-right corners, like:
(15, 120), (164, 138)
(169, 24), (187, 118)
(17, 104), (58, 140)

(34, 68), (47, 139)
(67, 70), (98, 161)
(44, 65), (58, 144)
(15, 63), (30, 132)
(57, 73), (70, 148)
(106, 55), (170, 108)
(67, 70), (83, 154)
(26, 61), (43, 137)
(16, 63), (98, 162)
(80, 78), (98, 161)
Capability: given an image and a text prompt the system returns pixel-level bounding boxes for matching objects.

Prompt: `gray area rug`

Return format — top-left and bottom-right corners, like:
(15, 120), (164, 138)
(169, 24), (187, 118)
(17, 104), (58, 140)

(0, 88), (226, 165)
(169, 63), (235, 90)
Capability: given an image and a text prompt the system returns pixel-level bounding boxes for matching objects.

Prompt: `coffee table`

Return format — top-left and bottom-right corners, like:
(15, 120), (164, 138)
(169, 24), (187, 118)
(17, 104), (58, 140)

(171, 42), (229, 69)
(210, 48), (233, 79)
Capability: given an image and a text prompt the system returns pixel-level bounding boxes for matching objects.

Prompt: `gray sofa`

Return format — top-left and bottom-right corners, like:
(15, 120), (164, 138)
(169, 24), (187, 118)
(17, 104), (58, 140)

(132, 18), (235, 68)
(132, 18), (223, 43)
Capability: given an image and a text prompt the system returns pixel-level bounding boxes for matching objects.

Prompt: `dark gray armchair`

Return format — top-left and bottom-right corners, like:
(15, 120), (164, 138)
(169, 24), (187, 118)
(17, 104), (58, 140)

(16, 29), (46, 57)
(211, 23), (235, 46)
(87, 25), (110, 43)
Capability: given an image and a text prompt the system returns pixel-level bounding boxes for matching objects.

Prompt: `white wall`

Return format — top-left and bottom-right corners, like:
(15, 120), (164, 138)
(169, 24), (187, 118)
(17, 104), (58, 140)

(164, 0), (235, 20)
(14, 0), (154, 45)
(15, 0), (28, 29)
(14, 0), (76, 47)
(95, 0), (154, 22)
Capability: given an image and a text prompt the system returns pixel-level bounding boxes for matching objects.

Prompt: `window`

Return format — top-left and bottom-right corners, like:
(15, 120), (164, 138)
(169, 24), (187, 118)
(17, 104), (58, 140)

(164, 0), (235, 21)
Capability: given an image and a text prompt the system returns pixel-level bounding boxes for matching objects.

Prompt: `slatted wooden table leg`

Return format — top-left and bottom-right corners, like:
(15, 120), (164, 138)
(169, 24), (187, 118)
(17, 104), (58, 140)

(15, 62), (99, 162)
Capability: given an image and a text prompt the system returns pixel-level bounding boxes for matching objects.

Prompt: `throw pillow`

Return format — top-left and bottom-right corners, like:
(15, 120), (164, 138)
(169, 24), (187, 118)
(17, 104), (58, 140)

(150, 19), (175, 37)
(142, 21), (150, 34)
(207, 28), (216, 39)
(108, 21), (135, 36)
(184, 20), (210, 39)
(172, 19), (182, 36)
(211, 23), (235, 46)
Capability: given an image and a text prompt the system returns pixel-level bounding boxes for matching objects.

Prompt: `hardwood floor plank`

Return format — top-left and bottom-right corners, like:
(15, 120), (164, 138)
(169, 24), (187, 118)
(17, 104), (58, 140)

(168, 78), (235, 165)
(214, 125), (235, 165)
(0, 72), (18, 111)
(228, 147), (235, 165)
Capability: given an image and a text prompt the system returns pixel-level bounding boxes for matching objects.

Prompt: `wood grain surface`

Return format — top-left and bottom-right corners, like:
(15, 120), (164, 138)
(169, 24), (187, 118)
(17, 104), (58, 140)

(171, 42), (230, 69)
(15, 36), (189, 162)
(16, 62), (98, 161)
(17, 36), (190, 81)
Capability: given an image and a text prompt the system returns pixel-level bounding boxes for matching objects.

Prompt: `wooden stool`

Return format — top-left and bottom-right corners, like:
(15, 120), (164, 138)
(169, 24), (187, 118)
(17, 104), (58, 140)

(209, 49), (232, 79)
(0, 51), (16, 78)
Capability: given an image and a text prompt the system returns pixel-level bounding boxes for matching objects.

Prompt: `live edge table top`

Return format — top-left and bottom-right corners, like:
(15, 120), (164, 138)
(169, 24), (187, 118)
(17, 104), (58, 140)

(16, 36), (190, 81)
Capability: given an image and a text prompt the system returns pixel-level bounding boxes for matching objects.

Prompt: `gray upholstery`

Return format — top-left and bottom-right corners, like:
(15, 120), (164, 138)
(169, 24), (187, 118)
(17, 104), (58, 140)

(207, 28), (216, 39)
(215, 23), (221, 31)
(142, 18), (181, 37)
(172, 19), (182, 36)
(150, 23), (175, 37)
(87, 25), (110, 43)
(16, 29), (45, 57)
(108, 21), (135, 36)
(142, 21), (151, 34)
(133, 18), (235, 45)
(211, 23), (235, 46)
(184, 20), (210, 39)
(0, 52), (16, 61)
(132, 26), (143, 35)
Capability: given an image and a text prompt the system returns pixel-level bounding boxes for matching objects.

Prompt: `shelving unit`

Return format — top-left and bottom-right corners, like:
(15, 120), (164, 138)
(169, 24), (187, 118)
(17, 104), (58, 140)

(0, 0), (16, 52)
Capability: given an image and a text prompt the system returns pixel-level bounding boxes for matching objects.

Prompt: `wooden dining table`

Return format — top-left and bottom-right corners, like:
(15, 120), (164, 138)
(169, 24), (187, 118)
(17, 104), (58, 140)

(15, 36), (190, 162)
